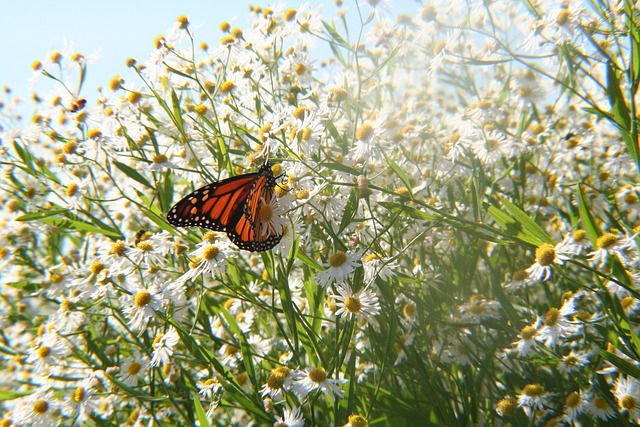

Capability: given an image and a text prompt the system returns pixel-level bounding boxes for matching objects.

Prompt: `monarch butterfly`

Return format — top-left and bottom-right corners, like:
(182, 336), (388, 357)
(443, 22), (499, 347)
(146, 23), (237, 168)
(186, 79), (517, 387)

(166, 162), (283, 252)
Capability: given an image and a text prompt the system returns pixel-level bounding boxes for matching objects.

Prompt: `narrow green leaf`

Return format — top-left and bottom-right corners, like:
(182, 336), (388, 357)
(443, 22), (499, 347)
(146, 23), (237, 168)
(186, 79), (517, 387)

(165, 64), (195, 81)
(169, 318), (270, 422)
(339, 188), (359, 233)
(218, 306), (258, 387)
(193, 396), (212, 427)
(320, 161), (359, 176)
(606, 61), (631, 131)
(379, 202), (439, 221)
(171, 89), (185, 134)
(16, 209), (70, 222)
(381, 152), (413, 196)
(502, 199), (554, 245)
(296, 251), (323, 271)
(0, 390), (32, 401)
(321, 20), (347, 45)
(113, 159), (154, 189)
(38, 217), (122, 239)
(490, 279), (521, 330)
(576, 185), (601, 244)
(599, 350), (640, 379)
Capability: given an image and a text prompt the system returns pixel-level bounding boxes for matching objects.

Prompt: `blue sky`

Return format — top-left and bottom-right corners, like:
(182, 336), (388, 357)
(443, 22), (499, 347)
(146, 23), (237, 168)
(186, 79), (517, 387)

(0, 1), (344, 107)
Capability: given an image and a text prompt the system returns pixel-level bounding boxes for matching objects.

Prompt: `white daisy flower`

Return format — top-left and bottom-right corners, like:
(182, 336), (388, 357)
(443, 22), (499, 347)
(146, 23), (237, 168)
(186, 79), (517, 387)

(292, 367), (347, 401)
(314, 250), (363, 288)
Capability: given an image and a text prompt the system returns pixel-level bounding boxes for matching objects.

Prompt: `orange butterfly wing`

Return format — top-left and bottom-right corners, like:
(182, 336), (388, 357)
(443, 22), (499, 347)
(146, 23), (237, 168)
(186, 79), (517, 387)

(167, 173), (257, 233)
(167, 162), (283, 252)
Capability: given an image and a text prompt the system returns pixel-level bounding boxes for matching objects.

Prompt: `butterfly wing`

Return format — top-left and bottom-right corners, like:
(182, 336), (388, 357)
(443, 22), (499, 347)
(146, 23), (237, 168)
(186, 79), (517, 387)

(167, 173), (257, 233)
(228, 163), (283, 251)
(167, 162), (283, 252)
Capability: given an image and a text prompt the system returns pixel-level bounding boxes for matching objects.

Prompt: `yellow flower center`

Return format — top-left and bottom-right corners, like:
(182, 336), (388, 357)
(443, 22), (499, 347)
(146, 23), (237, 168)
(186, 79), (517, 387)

(347, 415), (368, 427)
(301, 127), (312, 141)
(220, 81), (235, 93)
(556, 9), (570, 26)
(296, 189), (310, 200)
(622, 296), (635, 310)
(284, 8), (297, 21)
(73, 386), (85, 403)
(90, 261), (106, 275)
(520, 325), (536, 340)
(37, 345), (51, 359)
(63, 141), (78, 154)
(134, 290), (151, 307)
(33, 400), (49, 414)
(329, 252), (348, 268)
(294, 63), (307, 75)
(564, 355), (578, 366)
(267, 367), (291, 389)
(128, 361), (141, 375)
(621, 395), (638, 412)
(202, 245), (219, 260)
(523, 383), (544, 397)
(497, 397), (517, 415)
(535, 243), (556, 266)
(544, 308), (559, 327)
(258, 204), (273, 222)
(624, 192), (639, 205)
(513, 269), (527, 281)
(469, 304), (486, 315)
(293, 106), (310, 119)
(344, 296), (363, 313)
(402, 302), (415, 318)
(152, 154), (168, 164)
(565, 391), (580, 408)
(136, 241), (153, 252)
(356, 122), (374, 141)
(331, 88), (348, 102)
(592, 396), (609, 410)
(308, 367), (327, 383)
(110, 241), (126, 256)
(596, 233), (617, 249)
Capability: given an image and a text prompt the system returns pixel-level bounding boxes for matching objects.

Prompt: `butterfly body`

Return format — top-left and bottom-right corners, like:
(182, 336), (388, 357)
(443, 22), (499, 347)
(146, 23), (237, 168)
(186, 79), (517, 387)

(167, 162), (283, 252)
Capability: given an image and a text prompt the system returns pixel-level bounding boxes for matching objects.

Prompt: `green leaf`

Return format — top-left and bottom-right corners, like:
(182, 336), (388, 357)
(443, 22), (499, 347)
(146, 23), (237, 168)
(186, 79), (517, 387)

(488, 201), (552, 247)
(379, 202), (439, 221)
(0, 390), (33, 401)
(320, 161), (360, 176)
(381, 151), (413, 197)
(38, 217), (122, 239)
(339, 188), (359, 233)
(217, 306), (258, 387)
(171, 89), (185, 135)
(133, 188), (176, 234)
(501, 199), (554, 245)
(113, 159), (154, 189)
(165, 64), (195, 81)
(15, 209), (70, 222)
(193, 396), (212, 427)
(321, 20), (347, 46)
(490, 279), (521, 330)
(599, 350), (640, 379)
(296, 251), (323, 271)
(576, 185), (601, 244)
(606, 61), (631, 131)
(13, 141), (35, 170)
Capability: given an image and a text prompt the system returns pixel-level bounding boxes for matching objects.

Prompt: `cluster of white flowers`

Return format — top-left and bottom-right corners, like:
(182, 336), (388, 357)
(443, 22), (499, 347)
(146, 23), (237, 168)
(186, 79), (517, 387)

(0, 1), (639, 426)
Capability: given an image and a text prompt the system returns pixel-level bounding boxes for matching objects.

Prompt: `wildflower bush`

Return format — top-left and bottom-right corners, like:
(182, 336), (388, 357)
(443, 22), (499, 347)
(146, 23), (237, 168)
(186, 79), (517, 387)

(1, 1), (640, 426)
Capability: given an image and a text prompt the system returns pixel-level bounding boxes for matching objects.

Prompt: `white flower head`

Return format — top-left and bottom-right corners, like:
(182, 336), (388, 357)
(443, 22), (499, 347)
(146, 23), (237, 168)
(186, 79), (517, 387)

(331, 283), (380, 323)
(292, 367), (347, 401)
(150, 326), (180, 367)
(314, 250), (363, 288)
